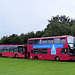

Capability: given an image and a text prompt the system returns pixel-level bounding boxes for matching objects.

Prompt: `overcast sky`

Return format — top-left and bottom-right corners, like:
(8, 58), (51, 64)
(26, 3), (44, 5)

(0, 0), (75, 38)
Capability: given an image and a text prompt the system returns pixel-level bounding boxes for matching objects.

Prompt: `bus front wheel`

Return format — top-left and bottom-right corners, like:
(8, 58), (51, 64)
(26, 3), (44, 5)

(55, 56), (60, 61)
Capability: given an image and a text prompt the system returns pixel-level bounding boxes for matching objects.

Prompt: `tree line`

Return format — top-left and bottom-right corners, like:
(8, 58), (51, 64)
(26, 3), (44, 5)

(0, 15), (75, 45)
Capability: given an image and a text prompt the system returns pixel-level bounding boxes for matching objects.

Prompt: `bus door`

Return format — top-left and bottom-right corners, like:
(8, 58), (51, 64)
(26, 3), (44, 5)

(28, 52), (30, 58)
(18, 46), (25, 58)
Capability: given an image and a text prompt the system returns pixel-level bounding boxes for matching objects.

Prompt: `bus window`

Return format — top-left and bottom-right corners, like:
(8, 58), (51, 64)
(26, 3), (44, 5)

(54, 38), (60, 44)
(9, 47), (14, 53)
(60, 38), (66, 43)
(42, 39), (47, 44)
(62, 48), (68, 54)
(19, 48), (22, 53)
(67, 36), (74, 48)
(3, 47), (9, 52)
(3, 48), (7, 52)
(39, 39), (42, 44)
(34, 40), (38, 44)
(29, 40), (33, 45)
(0, 47), (3, 52)
(48, 39), (53, 44)
(18, 46), (24, 54)
(34, 49), (38, 54)
(39, 49), (42, 54)
(67, 36), (74, 55)
(14, 47), (18, 53)
(42, 49), (47, 54)
(31, 49), (33, 54)
(67, 36), (73, 44)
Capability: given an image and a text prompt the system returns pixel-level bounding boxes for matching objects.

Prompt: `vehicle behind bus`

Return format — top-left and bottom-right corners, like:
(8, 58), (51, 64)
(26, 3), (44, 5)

(0, 45), (27, 58)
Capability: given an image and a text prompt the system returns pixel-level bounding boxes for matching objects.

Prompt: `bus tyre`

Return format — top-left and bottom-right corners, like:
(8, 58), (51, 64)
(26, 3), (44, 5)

(34, 56), (38, 60)
(15, 54), (18, 58)
(0, 54), (2, 57)
(55, 56), (60, 61)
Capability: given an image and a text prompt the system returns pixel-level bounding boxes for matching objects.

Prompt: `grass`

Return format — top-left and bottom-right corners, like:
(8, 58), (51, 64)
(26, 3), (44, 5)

(0, 58), (75, 75)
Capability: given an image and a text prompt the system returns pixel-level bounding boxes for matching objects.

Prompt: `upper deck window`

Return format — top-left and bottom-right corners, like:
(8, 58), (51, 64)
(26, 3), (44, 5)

(54, 38), (60, 44)
(39, 39), (42, 44)
(29, 40), (33, 45)
(60, 38), (66, 43)
(34, 40), (38, 45)
(48, 39), (53, 44)
(42, 39), (47, 44)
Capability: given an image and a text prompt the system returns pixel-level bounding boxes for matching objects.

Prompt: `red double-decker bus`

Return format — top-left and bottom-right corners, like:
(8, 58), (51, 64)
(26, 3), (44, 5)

(27, 35), (75, 61)
(0, 45), (27, 58)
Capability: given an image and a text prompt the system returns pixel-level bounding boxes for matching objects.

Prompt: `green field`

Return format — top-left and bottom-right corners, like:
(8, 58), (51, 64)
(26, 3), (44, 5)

(0, 58), (75, 75)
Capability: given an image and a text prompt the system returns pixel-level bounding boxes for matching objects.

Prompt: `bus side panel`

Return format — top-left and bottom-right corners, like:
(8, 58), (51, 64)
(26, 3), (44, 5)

(9, 53), (25, 58)
(60, 55), (69, 60)
(2, 52), (8, 57)
(30, 48), (51, 60)
(17, 53), (25, 58)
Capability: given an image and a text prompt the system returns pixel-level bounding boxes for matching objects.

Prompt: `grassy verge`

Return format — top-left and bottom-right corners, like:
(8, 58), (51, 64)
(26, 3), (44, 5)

(0, 57), (75, 75)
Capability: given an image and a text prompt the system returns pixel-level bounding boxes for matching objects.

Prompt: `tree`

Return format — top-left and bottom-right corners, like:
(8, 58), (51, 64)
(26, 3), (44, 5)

(27, 32), (35, 38)
(71, 20), (75, 36)
(35, 31), (44, 38)
(43, 15), (72, 37)
(9, 34), (22, 44)
(1, 36), (11, 44)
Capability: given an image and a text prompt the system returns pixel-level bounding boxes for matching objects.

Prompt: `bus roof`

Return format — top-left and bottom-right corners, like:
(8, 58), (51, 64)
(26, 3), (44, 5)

(28, 35), (72, 40)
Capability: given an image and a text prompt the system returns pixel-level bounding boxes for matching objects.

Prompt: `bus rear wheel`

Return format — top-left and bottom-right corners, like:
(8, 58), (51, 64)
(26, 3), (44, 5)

(34, 56), (38, 60)
(0, 54), (2, 57)
(15, 54), (18, 58)
(55, 56), (60, 61)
